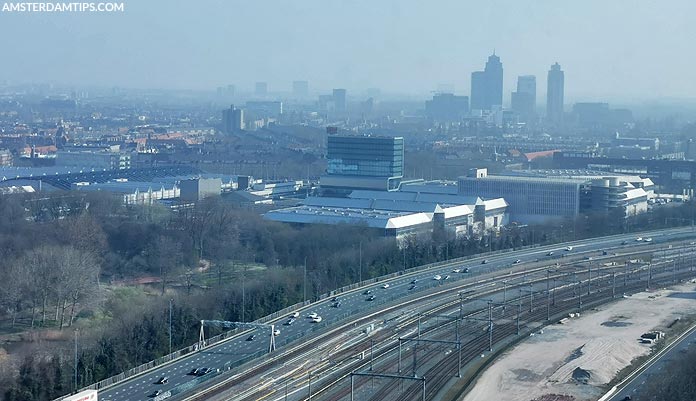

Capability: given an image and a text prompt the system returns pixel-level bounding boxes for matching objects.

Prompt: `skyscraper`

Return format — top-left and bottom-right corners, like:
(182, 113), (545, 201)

(547, 62), (565, 125)
(470, 71), (486, 111)
(470, 53), (503, 111)
(511, 75), (536, 121)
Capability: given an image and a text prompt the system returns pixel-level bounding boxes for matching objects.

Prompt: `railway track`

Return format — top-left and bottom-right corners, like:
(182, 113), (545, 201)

(182, 242), (694, 401)
(185, 252), (598, 401)
(316, 254), (695, 401)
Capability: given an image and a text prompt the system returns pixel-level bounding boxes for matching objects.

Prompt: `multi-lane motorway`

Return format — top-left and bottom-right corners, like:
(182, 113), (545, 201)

(96, 227), (696, 401)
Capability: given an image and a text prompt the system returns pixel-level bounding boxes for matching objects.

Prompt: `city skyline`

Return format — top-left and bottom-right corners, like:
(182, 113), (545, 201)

(1, 0), (695, 101)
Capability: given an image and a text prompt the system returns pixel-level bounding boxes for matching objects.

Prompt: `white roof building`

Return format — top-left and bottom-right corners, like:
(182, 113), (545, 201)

(264, 188), (508, 239)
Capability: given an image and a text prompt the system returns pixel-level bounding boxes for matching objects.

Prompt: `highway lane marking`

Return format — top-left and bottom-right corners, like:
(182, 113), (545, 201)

(104, 232), (696, 399)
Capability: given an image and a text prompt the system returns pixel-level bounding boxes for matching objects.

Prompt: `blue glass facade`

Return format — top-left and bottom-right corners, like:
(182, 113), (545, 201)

(327, 136), (404, 178)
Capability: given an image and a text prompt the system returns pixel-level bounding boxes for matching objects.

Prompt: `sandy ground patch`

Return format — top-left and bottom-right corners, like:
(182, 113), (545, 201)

(461, 283), (696, 401)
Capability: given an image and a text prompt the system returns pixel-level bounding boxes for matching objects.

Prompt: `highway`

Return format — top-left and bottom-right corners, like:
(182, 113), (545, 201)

(609, 321), (696, 401)
(95, 227), (696, 401)
(297, 246), (696, 401)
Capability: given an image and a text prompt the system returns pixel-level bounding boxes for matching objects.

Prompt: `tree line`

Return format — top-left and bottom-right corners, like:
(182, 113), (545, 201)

(0, 191), (694, 400)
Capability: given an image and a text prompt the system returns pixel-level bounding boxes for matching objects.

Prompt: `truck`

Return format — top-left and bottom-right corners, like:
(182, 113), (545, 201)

(61, 390), (98, 401)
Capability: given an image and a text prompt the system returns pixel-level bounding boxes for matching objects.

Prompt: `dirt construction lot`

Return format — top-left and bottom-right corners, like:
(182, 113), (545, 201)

(461, 282), (696, 401)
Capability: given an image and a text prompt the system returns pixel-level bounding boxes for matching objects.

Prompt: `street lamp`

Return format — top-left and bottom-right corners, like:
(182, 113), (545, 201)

(169, 299), (173, 356)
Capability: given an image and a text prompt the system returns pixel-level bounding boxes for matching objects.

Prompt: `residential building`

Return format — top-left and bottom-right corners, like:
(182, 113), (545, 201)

(425, 93), (469, 122)
(573, 102), (610, 128)
(0, 149), (12, 166)
(222, 104), (244, 133)
(245, 101), (283, 117)
(55, 150), (130, 170)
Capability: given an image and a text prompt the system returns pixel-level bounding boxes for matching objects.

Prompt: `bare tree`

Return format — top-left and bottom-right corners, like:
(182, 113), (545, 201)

(148, 236), (183, 295)
(0, 261), (24, 326)
(20, 246), (100, 329)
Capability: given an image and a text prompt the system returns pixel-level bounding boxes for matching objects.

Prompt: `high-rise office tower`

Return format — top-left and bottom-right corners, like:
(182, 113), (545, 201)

(332, 89), (347, 112)
(321, 135), (404, 193)
(470, 53), (503, 111)
(292, 80), (309, 98)
(546, 62), (564, 125)
(511, 75), (536, 121)
(222, 104), (244, 133)
(470, 71), (487, 110)
(255, 82), (268, 96)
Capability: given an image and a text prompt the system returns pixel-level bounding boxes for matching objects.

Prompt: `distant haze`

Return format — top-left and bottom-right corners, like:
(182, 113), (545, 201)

(2, 0), (695, 101)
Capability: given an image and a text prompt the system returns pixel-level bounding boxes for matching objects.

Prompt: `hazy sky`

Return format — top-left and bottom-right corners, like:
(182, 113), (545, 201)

(2, 0), (695, 101)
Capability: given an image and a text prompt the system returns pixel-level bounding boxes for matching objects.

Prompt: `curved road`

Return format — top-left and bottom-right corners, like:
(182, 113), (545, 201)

(97, 228), (696, 401)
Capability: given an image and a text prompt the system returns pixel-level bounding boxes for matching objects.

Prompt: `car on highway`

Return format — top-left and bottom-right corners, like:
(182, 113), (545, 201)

(463, 267), (470, 273)
(481, 259), (488, 264)
(443, 275), (450, 280)
(246, 334), (256, 341)
(622, 240), (629, 245)
(636, 237), (643, 242)
(311, 316), (322, 323)
(332, 301), (341, 308)
(330, 297), (338, 302)
(622, 396), (632, 401)
(272, 329), (281, 336)
(411, 279), (418, 284)
(513, 259), (521, 264)
(150, 390), (163, 398)
(196, 367), (212, 376)
(284, 318), (295, 325)
(363, 289), (372, 295)
(565, 246), (573, 251)
(408, 284), (417, 290)
(433, 274), (442, 281)
(381, 283), (390, 289)
(308, 312), (318, 319)
(452, 268), (461, 273)
(644, 237), (653, 242)
(546, 251), (554, 256)
(155, 376), (168, 384)
(188, 368), (201, 375)
(366, 295), (376, 301)
(289, 312), (299, 318)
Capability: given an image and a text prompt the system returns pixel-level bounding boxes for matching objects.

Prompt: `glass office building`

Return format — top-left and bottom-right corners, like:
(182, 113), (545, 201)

(322, 135), (404, 193)
(458, 175), (584, 224)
